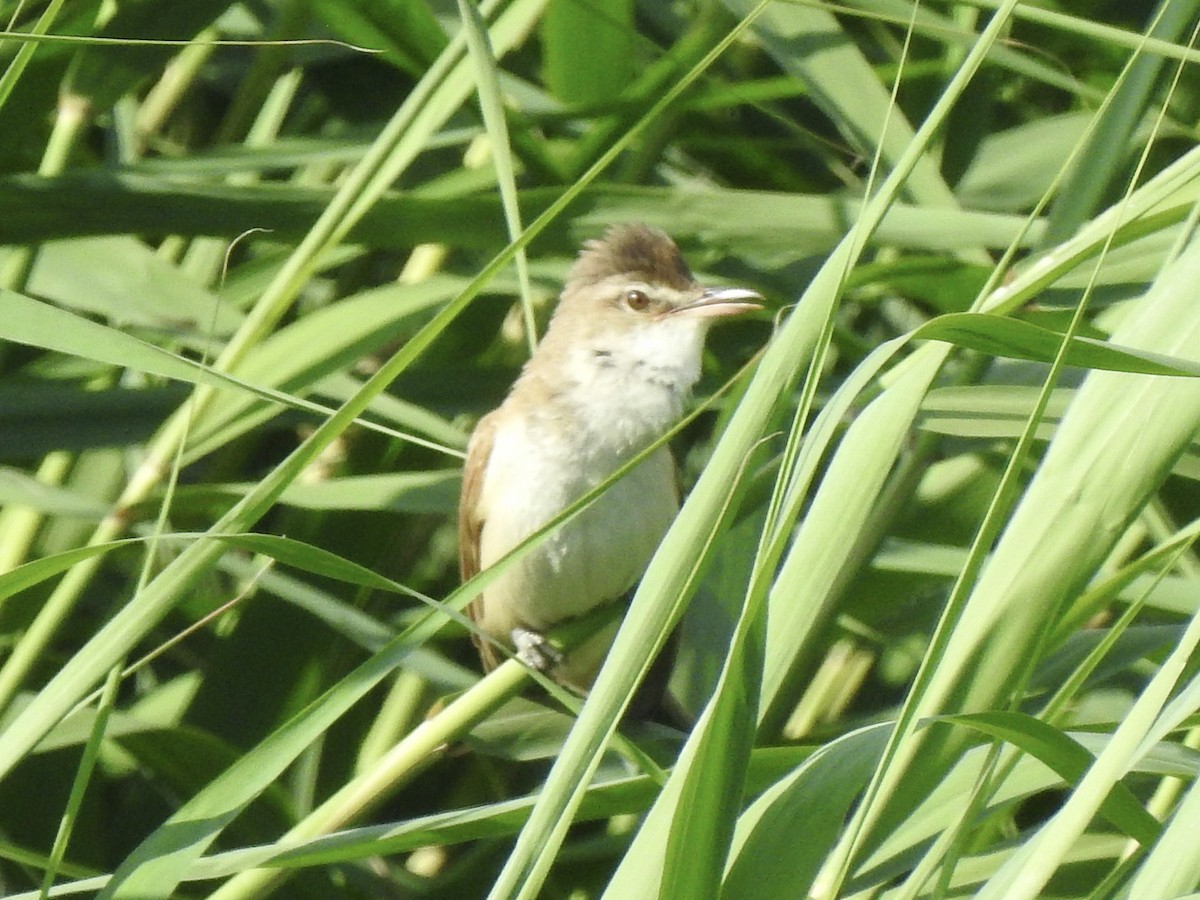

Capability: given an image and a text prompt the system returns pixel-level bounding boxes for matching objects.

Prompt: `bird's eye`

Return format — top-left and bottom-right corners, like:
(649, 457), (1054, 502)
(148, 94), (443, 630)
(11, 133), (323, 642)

(625, 289), (650, 311)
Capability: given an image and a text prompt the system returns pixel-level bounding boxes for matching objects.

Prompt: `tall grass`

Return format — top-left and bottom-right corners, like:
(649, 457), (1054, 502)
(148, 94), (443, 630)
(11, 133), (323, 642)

(1, 0), (1199, 897)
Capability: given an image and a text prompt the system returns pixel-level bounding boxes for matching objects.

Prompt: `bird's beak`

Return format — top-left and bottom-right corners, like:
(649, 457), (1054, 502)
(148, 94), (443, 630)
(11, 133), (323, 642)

(673, 286), (763, 319)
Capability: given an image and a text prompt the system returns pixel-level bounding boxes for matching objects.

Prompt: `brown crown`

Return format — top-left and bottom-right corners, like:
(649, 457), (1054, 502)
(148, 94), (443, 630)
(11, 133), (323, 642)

(567, 224), (696, 291)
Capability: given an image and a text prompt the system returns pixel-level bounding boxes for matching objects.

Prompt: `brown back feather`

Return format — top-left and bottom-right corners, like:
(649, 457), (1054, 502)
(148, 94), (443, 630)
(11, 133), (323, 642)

(458, 411), (503, 671)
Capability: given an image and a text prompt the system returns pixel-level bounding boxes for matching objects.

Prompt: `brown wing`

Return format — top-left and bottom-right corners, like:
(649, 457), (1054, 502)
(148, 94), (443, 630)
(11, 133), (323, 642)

(458, 411), (503, 671)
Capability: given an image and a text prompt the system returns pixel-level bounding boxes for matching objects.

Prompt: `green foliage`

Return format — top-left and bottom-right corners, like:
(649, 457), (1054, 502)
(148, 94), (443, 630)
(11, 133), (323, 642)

(1, 0), (1200, 897)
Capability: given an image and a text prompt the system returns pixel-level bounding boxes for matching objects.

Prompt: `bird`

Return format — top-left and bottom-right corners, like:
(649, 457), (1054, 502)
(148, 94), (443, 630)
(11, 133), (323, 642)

(458, 223), (762, 704)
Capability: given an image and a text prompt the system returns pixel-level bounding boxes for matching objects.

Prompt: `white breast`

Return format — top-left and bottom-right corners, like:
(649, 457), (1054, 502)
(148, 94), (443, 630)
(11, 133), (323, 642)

(473, 414), (678, 690)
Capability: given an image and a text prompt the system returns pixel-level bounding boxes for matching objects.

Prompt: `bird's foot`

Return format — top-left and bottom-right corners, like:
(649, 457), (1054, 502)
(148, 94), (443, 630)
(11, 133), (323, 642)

(511, 627), (563, 672)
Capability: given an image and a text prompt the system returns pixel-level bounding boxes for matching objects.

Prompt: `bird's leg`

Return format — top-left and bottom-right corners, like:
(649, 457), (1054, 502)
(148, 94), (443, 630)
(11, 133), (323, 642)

(511, 626), (564, 671)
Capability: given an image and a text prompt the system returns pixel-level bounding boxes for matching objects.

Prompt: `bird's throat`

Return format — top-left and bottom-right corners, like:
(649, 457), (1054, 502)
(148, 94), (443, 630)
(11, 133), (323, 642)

(551, 319), (706, 456)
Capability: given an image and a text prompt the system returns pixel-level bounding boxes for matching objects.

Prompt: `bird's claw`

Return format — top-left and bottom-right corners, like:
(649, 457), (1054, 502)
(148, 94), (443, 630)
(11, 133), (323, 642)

(511, 627), (563, 672)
